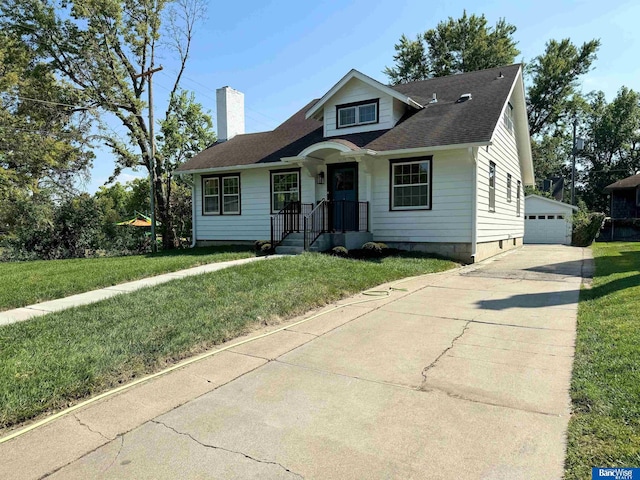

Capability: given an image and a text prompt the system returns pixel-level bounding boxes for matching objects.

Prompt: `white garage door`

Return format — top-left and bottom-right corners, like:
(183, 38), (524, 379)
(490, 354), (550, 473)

(524, 214), (572, 245)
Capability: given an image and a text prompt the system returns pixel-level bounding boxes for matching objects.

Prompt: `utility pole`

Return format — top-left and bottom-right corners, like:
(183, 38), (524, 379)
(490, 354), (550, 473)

(571, 118), (577, 206)
(134, 65), (163, 253)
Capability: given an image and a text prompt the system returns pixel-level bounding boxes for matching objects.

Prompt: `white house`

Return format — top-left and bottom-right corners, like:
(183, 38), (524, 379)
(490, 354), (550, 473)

(176, 65), (535, 263)
(524, 195), (578, 245)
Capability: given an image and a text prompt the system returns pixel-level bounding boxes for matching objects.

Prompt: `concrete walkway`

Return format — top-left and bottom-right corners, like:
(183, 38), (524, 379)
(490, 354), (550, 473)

(0, 255), (277, 326)
(0, 245), (590, 479)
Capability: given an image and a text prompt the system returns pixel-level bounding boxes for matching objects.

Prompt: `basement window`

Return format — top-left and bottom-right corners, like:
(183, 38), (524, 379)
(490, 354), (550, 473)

(336, 99), (379, 128)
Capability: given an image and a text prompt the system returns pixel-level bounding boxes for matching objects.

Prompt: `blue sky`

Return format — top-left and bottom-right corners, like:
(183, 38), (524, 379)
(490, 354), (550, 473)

(82, 0), (640, 192)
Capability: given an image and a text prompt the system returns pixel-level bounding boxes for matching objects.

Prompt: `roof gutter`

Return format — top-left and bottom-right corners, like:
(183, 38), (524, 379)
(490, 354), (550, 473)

(375, 141), (492, 158)
(175, 161), (292, 176)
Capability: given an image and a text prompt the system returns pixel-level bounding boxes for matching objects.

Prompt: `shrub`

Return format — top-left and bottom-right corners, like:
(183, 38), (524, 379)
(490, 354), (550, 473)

(331, 246), (349, 257)
(260, 243), (273, 254)
(254, 240), (270, 252)
(572, 210), (605, 247)
(361, 241), (384, 257)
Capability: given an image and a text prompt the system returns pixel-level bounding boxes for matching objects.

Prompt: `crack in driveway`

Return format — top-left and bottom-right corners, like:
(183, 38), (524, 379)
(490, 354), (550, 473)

(421, 320), (470, 383)
(73, 415), (113, 441)
(151, 420), (304, 479)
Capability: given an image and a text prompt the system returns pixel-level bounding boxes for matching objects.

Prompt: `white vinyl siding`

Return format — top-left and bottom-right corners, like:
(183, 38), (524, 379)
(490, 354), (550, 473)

(324, 78), (396, 137)
(370, 150), (473, 243)
(194, 168), (314, 241)
(476, 103), (524, 242)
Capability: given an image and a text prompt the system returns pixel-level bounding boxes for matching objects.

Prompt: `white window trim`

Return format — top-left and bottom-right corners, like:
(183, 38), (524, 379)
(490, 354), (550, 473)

(202, 174), (241, 215)
(221, 176), (241, 215)
(504, 102), (514, 134)
(202, 177), (220, 215)
(337, 100), (379, 128)
(489, 162), (496, 212)
(271, 169), (301, 213)
(390, 158), (432, 211)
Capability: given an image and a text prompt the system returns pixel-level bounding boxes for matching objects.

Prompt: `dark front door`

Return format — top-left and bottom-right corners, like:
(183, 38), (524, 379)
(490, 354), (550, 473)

(328, 163), (358, 231)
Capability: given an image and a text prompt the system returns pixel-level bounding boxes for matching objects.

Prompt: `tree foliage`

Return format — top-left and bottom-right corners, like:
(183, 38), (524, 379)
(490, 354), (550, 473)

(0, 0), (212, 249)
(526, 38), (600, 136)
(0, 30), (93, 234)
(579, 88), (640, 212)
(384, 11), (519, 84)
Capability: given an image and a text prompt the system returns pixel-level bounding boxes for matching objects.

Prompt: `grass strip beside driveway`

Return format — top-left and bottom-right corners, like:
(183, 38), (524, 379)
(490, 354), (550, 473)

(0, 252), (456, 431)
(0, 246), (254, 311)
(566, 242), (640, 478)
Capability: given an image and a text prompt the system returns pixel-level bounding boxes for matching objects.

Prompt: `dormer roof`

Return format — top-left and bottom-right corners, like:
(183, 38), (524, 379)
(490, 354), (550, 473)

(305, 69), (423, 121)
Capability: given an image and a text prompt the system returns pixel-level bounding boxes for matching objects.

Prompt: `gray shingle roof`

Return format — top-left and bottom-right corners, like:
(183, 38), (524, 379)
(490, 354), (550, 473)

(604, 173), (640, 191)
(176, 64), (521, 173)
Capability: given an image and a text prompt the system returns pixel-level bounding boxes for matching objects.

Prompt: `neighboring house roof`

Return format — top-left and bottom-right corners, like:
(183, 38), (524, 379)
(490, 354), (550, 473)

(525, 194), (579, 211)
(177, 64), (526, 174)
(604, 173), (640, 191)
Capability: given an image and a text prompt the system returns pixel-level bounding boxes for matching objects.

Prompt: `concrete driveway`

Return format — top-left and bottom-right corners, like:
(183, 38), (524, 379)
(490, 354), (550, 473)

(3, 245), (590, 479)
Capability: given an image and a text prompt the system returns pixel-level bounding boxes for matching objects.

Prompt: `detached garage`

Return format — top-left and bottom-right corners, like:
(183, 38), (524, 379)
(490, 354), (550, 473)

(524, 195), (578, 245)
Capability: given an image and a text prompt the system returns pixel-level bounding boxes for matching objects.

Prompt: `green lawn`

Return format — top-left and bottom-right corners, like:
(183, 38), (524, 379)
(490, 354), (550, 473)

(0, 246), (254, 311)
(566, 242), (640, 479)
(0, 252), (455, 431)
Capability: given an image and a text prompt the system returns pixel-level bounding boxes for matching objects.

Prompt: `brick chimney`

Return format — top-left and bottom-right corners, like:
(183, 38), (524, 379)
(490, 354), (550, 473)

(216, 86), (245, 142)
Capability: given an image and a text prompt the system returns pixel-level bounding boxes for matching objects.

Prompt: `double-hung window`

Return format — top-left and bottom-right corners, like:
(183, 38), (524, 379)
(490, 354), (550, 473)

(271, 169), (300, 212)
(202, 174), (240, 215)
(517, 180), (521, 216)
(489, 162), (496, 212)
(336, 100), (379, 128)
(507, 173), (512, 202)
(390, 157), (431, 210)
(504, 102), (514, 134)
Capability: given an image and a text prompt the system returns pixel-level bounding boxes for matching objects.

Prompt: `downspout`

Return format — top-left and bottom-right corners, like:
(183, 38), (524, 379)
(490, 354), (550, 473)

(190, 175), (197, 248)
(470, 147), (479, 261)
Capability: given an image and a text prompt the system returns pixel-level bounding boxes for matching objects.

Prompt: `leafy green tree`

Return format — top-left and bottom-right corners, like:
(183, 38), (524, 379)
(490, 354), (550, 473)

(383, 34), (429, 85)
(0, 31), (93, 234)
(384, 11), (519, 83)
(579, 88), (640, 212)
(157, 89), (215, 247)
(526, 39), (600, 136)
(0, 0), (210, 249)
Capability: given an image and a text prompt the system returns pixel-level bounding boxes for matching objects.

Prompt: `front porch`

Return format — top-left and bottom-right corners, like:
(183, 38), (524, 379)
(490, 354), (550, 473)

(271, 200), (371, 253)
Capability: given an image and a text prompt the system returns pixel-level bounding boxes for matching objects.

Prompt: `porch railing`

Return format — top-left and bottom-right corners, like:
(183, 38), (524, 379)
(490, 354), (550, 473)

(303, 200), (369, 250)
(270, 201), (313, 247)
(303, 199), (329, 250)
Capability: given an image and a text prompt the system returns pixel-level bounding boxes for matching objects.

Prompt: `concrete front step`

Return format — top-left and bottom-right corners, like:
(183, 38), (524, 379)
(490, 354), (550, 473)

(275, 245), (304, 255)
(279, 238), (305, 247)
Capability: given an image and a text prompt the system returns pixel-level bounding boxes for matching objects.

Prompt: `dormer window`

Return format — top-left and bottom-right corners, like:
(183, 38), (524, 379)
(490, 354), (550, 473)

(336, 99), (379, 129)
